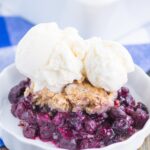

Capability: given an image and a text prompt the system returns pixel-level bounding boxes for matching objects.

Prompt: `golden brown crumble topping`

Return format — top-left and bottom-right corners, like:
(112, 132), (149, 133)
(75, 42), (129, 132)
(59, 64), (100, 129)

(25, 80), (116, 114)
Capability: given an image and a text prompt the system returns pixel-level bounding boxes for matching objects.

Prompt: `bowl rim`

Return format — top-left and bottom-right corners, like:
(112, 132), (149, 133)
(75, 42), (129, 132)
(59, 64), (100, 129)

(0, 64), (150, 150)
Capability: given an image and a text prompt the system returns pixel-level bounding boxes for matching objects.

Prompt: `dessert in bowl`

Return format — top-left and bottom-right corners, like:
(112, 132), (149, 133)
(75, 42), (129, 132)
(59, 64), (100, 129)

(0, 23), (149, 150)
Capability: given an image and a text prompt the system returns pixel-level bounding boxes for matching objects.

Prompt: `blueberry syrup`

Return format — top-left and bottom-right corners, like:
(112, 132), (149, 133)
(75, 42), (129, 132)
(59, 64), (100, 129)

(8, 79), (149, 150)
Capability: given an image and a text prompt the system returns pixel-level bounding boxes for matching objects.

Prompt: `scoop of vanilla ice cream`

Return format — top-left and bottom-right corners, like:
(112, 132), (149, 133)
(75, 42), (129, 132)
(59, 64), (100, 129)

(62, 27), (87, 60)
(16, 23), (83, 92)
(84, 37), (134, 91)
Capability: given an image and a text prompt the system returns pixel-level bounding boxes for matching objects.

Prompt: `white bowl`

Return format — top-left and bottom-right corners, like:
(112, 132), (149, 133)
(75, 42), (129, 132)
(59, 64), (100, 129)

(0, 64), (150, 150)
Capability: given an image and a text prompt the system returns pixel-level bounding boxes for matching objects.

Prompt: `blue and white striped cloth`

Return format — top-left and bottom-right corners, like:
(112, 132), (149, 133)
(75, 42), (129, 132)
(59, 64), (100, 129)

(0, 16), (150, 148)
(0, 16), (33, 148)
(0, 16), (33, 72)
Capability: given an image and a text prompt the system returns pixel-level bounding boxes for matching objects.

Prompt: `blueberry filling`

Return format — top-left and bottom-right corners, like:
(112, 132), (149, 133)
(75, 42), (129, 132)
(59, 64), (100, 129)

(8, 79), (149, 150)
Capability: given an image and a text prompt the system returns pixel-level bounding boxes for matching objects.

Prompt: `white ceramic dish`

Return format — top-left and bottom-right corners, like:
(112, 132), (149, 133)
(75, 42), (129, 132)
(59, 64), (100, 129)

(0, 64), (150, 150)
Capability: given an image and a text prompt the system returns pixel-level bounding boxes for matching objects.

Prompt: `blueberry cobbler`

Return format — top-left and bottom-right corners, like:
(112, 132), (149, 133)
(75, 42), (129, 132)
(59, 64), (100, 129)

(8, 23), (149, 149)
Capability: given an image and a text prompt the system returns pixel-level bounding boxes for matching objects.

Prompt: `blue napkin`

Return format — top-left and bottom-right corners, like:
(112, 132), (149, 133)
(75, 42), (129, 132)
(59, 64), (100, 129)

(0, 16), (33, 148)
(0, 16), (150, 148)
(0, 17), (11, 47)
(125, 44), (150, 73)
(0, 16), (33, 47)
(0, 138), (4, 147)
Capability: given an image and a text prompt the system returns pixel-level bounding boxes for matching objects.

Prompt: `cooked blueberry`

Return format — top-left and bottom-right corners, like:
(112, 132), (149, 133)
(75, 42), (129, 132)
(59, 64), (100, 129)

(97, 128), (115, 142)
(70, 117), (82, 131)
(39, 126), (53, 141)
(22, 109), (36, 124)
(58, 127), (73, 140)
(124, 95), (135, 107)
(125, 106), (135, 115)
(53, 112), (65, 126)
(14, 101), (27, 119)
(118, 87), (129, 98)
(36, 113), (51, 127)
(118, 96), (126, 103)
(136, 102), (149, 113)
(127, 126), (136, 137)
(109, 107), (127, 120)
(84, 119), (97, 134)
(8, 85), (24, 104)
(76, 110), (86, 121)
(23, 124), (38, 139)
(8, 79), (30, 104)
(126, 115), (134, 126)
(112, 119), (130, 135)
(79, 139), (90, 149)
(132, 108), (149, 129)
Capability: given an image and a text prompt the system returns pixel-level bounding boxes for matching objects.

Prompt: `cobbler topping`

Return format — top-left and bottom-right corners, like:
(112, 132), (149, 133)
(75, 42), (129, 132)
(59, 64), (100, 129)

(27, 80), (115, 114)
(64, 82), (114, 114)
(8, 79), (149, 150)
